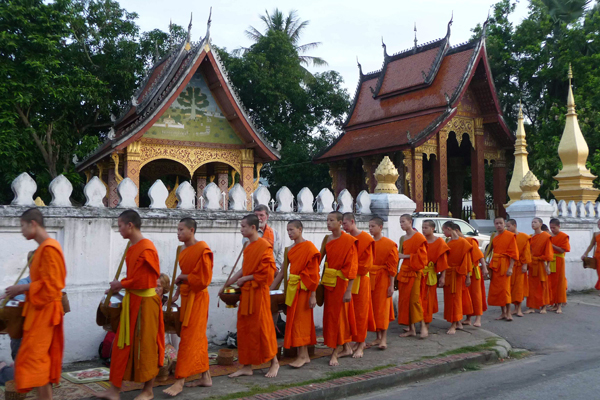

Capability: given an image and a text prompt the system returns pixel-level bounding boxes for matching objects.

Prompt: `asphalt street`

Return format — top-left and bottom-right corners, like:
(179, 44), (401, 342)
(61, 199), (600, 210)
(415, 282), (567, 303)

(349, 293), (600, 400)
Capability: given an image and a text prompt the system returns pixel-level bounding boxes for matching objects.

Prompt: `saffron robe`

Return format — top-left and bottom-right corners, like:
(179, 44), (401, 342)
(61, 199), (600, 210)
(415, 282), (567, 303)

(444, 238), (472, 323)
(175, 241), (213, 379)
(351, 231), (376, 342)
(512, 233), (532, 304)
(465, 237), (486, 316)
(370, 237), (399, 331)
(527, 232), (554, 309)
(397, 233), (428, 326)
(110, 239), (164, 388)
(594, 233), (600, 290)
(283, 241), (320, 349)
(237, 238), (278, 365)
(15, 238), (66, 393)
(322, 232), (358, 349)
(488, 231), (519, 306)
(422, 238), (449, 324)
(549, 232), (570, 304)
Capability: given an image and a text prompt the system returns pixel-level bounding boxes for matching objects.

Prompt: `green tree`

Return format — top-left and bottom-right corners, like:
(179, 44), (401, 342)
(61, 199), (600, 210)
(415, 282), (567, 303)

(179, 87), (209, 120)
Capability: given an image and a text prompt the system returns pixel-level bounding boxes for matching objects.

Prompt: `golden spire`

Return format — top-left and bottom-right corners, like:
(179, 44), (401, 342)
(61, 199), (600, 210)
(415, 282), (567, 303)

(505, 100), (531, 206)
(519, 171), (541, 200)
(374, 156), (399, 194)
(552, 64), (600, 202)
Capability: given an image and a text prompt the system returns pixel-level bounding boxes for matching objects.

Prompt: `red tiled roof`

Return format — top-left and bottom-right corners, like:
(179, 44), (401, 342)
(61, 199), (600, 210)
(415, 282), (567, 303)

(378, 47), (439, 96)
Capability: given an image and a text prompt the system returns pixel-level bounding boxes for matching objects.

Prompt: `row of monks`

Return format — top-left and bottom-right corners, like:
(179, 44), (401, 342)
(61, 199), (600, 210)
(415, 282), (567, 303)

(4, 208), (581, 400)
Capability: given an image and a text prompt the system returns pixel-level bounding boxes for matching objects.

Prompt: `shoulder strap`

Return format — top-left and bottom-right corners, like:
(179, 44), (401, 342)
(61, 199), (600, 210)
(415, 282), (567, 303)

(319, 236), (329, 280)
(399, 235), (406, 253)
(282, 247), (290, 292)
(103, 241), (131, 308)
(166, 245), (182, 310)
(484, 232), (496, 262)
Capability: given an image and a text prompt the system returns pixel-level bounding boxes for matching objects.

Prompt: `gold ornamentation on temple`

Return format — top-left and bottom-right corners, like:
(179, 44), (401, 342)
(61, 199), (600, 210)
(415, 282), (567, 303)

(374, 156), (399, 194)
(519, 171), (541, 200)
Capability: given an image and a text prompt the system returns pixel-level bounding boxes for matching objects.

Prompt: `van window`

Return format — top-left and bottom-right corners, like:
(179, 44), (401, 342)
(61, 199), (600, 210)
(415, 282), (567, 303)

(455, 220), (476, 236)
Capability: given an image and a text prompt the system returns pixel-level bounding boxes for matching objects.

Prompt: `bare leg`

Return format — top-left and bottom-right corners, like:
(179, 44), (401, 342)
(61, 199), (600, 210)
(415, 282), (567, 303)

(163, 379), (185, 397)
(289, 346), (311, 368)
(265, 357), (279, 378)
(133, 379), (155, 400)
(420, 322), (429, 339)
(457, 321), (464, 330)
(229, 365), (253, 378)
(38, 384), (53, 400)
(329, 344), (350, 366)
(96, 383), (120, 400)
(185, 371), (212, 387)
(505, 305), (513, 321)
(495, 306), (507, 320)
(400, 324), (416, 337)
(447, 322), (457, 335)
(379, 330), (388, 350)
(473, 315), (482, 327)
(368, 331), (382, 347)
(515, 303), (524, 317)
(556, 304), (563, 314)
(463, 316), (472, 326)
(540, 305), (547, 314)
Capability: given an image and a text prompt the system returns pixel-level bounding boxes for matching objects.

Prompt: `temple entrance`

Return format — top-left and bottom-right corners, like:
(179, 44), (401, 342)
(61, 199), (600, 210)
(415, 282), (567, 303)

(447, 131), (472, 219)
(139, 159), (190, 208)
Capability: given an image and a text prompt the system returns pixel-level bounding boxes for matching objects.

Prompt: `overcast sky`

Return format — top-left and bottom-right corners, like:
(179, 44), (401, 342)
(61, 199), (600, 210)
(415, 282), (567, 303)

(119, 0), (530, 93)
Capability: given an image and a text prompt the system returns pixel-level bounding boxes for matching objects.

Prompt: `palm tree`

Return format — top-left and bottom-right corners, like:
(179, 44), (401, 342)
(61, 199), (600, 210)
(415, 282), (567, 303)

(541, 0), (591, 25)
(238, 9), (327, 68)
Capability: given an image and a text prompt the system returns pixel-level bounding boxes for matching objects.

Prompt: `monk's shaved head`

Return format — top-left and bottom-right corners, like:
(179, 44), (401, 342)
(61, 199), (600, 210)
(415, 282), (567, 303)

(242, 214), (260, 230)
(423, 220), (436, 229)
(179, 217), (197, 232)
(400, 214), (413, 222)
(342, 213), (355, 222)
(21, 208), (44, 227)
(494, 216), (505, 222)
(370, 216), (384, 227)
(329, 211), (343, 222)
(442, 221), (454, 229)
(119, 209), (142, 229)
(533, 217), (543, 224)
(506, 219), (517, 226)
(288, 219), (303, 229)
(549, 218), (560, 227)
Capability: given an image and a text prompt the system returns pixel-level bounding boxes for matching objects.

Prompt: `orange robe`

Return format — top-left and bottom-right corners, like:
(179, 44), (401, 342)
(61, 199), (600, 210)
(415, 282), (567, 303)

(175, 241), (213, 379)
(488, 231), (519, 306)
(422, 238), (449, 324)
(397, 233), (428, 326)
(527, 232), (554, 309)
(444, 238), (472, 323)
(283, 241), (320, 349)
(323, 232), (358, 349)
(110, 239), (165, 388)
(465, 237), (486, 316)
(237, 238), (278, 365)
(594, 234), (600, 290)
(262, 224), (275, 246)
(370, 237), (399, 331)
(512, 233), (532, 304)
(15, 238), (66, 393)
(351, 231), (376, 342)
(549, 232), (570, 304)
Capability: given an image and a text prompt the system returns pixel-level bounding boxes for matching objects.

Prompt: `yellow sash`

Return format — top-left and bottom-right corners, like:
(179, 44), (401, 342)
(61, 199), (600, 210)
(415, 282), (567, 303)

(321, 264), (348, 288)
(474, 265), (481, 280)
(350, 272), (369, 295)
(423, 262), (437, 286)
(118, 288), (157, 349)
(285, 274), (308, 306)
(549, 253), (565, 273)
(179, 284), (208, 327)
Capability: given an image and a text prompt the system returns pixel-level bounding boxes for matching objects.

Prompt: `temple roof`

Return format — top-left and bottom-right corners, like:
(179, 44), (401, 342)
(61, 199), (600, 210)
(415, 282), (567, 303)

(77, 26), (279, 172)
(315, 21), (514, 163)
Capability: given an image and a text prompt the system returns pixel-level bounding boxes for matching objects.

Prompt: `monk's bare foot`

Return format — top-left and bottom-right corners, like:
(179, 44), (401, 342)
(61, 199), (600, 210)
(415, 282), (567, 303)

(400, 330), (416, 337)
(329, 354), (339, 366)
(368, 339), (381, 347)
(378, 341), (388, 350)
(495, 314), (507, 320)
(338, 344), (353, 358)
(462, 319), (472, 326)
(473, 316), (482, 327)
(420, 324), (429, 339)
(402, 327), (410, 332)
(289, 356), (310, 368)
(473, 321), (482, 327)
(540, 307), (547, 314)
(352, 342), (366, 358)
(457, 321), (464, 330)
(506, 314), (513, 321)
(133, 389), (153, 400)
(265, 358), (279, 378)
(185, 372), (212, 387)
(447, 327), (456, 335)
(163, 379), (184, 397)
(96, 385), (120, 400)
(229, 365), (253, 378)
(524, 309), (536, 314)
(550, 305), (558, 311)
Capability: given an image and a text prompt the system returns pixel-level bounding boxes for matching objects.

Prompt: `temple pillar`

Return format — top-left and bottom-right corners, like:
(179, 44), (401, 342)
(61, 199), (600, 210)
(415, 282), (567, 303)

(471, 119), (485, 219)
(448, 158), (464, 218)
(329, 161), (347, 197)
(241, 149), (255, 210)
(436, 130), (449, 215)
(413, 151), (424, 212)
(196, 166), (207, 209)
(402, 150), (413, 200)
(125, 142), (142, 206)
(493, 160), (508, 218)
(361, 156), (381, 193)
(216, 163), (229, 210)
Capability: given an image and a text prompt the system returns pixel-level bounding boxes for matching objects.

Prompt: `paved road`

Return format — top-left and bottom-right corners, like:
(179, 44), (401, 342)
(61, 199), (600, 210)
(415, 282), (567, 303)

(350, 294), (600, 400)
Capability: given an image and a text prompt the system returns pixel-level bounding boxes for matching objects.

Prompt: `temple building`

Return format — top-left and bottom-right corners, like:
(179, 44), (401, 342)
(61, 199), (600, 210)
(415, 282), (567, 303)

(315, 19), (514, 218)
(77, 17), (279, 209)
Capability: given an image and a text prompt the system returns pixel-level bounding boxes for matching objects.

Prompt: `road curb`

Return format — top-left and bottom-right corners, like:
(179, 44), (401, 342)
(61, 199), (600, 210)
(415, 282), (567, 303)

(239, 350), (503, 400)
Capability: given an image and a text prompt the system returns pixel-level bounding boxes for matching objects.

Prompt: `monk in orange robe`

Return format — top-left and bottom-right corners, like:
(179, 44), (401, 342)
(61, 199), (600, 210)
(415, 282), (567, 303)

(281, 220), (320, 368)
(581, 219), (600, 295)
(367, 217), (398, 350)
(97, 210), (164, 400)
(342, 213), (376, 358)
(321, 212), (358, 365)
(442, 221), (472, 334)
(526, 217), (554, 314)
(421, 220), (449, 327)
(163, 218), (213, 396)
(397, 214), (428, 339)
(549, 218), (570, 314)
(487, 217), (519, 322)
(506, 219), (532, 318)
(457, 228), (488, 327)
(224, 214), (279, 378)
(5, 209), (66, 399)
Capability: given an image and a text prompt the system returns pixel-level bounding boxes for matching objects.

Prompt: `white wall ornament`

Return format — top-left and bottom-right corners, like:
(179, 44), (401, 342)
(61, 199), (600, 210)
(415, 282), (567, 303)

(228, 184), (247, 211)
(585, 201), (596, 218)
(176, 181), (196, 209)
(356, 190), (371, 214)
(576, 201), (586, 218)
(84, 176), (107, 207)
(49, 174), (73, 207)
(316, 188), (334, 213)
(203, 182), (222, 210)
(557, 200), (567, 217)
(549, 199), (558, 218)
(297, 187), (314, 213)
(11, 172), (37, 206)
(117, 178), (138, 208)
(337, 189), (353, 213)
(253, 185), (271, 207)
(276, 186), (294, 212)
(148, 180), (168, 209)
(567, 201), (577, 218)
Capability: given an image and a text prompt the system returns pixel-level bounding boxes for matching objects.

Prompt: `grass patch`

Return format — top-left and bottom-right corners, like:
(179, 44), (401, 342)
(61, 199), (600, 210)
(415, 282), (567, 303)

(508, 349), (531, 360)
(208, 364), (397, 400)
(438, 337), (501, 357)
(461, 363), (481, 371)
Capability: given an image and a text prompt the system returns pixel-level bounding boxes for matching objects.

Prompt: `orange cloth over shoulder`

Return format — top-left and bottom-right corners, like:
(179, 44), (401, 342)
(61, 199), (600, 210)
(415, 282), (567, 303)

(511, 233), (532, 304)
(110, 239), (165, 388)
(237, 238), (278, 366)
(15, 238), (66, 393)
(175, 241), (213, 379)
(527, 232), (554, 309)
(444, 238), (472, 323)
(549, 232), (570, 305)
(262, 225), (275, 246)
(323, 232), (357, 349)
(284, 241), (320, 349)
(464, 237), (485, 316)
(421, 238), (449, 324)
(371, 237), (399, 331)
(351, 231), (376, 342)
(487, 231), (519, 307)
(397, 233), (427, 326)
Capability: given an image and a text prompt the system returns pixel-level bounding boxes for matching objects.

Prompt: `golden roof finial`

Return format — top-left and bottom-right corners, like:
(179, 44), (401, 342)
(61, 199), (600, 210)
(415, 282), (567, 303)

(567, 63), (576, 115)
(505, 97), (531, 206)
(374, 156), (399, 194)
(518, 99), (523, 119)
(519, 171), (541, 200)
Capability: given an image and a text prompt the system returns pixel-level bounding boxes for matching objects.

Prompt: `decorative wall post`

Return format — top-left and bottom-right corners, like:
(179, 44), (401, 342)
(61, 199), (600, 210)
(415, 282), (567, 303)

(240, 149), (255, 210)
(437, 129), (449, 215)
(125, 142), (142, 206)
(506, 171), (554, 234)
(493, 160), (508, 218)
(196, 166), (207, 209)
(96, 161), (110, 207)
(216, 163), (229, 210)
(402, 150), (414, 201)
(413, 150), (424, 212)
(471, 118), (486, 219)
